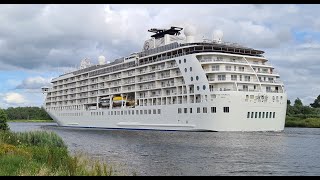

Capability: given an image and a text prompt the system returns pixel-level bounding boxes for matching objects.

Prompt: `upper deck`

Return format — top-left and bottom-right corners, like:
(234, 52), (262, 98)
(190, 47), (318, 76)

(53, 40), (264, 82)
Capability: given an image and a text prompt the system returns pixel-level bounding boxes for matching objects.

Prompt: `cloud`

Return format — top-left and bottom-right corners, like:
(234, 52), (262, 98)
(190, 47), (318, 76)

(16, 76), (52, 89)
(2, 92), (28, 105)
(0, 4), (304, 71)
(0, 4), (320, 105)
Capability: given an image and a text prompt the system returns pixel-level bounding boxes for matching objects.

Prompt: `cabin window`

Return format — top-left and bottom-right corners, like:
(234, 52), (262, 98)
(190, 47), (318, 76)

(203, 107), (208, 113)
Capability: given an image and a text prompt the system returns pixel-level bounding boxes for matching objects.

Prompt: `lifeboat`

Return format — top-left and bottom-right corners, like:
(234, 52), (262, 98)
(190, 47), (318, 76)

(100, 97), (110, 106)
(113, 96), (127, 106)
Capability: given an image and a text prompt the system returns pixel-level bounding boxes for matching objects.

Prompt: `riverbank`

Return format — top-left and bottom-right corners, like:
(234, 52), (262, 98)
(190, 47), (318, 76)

(0, 131), (118, 176)
(285, 117), (320, 128)
(8, 120), (54, 123)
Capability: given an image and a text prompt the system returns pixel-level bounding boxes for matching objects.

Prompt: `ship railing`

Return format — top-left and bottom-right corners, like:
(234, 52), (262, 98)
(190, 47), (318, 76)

(210, 88), (236, 92)
(167, 64), (178, 68)
(150, 94), (161, 97)
(255, 70), (279, 75)
(266, 90), (282, 93)
(238, 89), (259, 92)
(203, 68), (255, 73)
(208, 78), (259, 83)
(260, 80), (283, 84)
(199, 57), (274, 65)
(158, 75), (171, 79)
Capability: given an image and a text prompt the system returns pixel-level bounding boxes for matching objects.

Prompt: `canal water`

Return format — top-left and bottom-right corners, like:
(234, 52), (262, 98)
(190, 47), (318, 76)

(9, 122), (320, 176)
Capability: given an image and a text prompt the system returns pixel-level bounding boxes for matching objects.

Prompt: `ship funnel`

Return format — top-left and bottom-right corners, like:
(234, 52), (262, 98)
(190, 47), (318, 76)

(98, 55), (106, 65)
(212, 29), (223, 43)
(184, 25), (196, 43)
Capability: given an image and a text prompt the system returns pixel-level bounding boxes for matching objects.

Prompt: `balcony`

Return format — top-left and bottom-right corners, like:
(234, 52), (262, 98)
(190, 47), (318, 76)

(199, 57), (247, 64)
(204, 68), (254, 73)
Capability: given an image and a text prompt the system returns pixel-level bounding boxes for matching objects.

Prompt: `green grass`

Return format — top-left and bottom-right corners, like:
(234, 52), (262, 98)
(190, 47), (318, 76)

(0, 131), (121, 176)
(8, 119), (54, 123)
(285, 117), (320, 128)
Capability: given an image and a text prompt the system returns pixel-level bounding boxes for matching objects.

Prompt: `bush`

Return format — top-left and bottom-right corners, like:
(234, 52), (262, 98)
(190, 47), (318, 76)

(0, 109), (9, 131)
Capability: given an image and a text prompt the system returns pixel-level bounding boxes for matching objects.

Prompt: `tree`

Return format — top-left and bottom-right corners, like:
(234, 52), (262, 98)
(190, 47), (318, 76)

(287, 100), (291, 106)
(0, 109), (9, 131)
(294, 98), (303, 107)
(310, 95), (320, 108)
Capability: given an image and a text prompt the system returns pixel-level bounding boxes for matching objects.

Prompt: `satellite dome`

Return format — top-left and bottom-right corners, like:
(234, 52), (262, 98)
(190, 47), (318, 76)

(184, 25), (196, 36)
(212, 29), (224, 42)
(98, 55), (106, 65)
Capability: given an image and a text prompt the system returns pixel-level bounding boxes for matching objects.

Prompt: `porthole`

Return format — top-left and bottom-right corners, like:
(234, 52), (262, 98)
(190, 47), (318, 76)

(191, 77), (194, 81)
(179, 60), (181, 64)
(184, 59), (186, 63)
(196, 76), (199, 81)
(185, 68), (187, 72)
(197, 86), (200, 91)
(203, 85), (206, 90)
(190, 67), (193, 72)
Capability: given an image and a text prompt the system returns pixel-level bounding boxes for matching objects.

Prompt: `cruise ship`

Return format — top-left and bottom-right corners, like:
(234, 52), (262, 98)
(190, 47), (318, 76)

(42, 26), (287, 131)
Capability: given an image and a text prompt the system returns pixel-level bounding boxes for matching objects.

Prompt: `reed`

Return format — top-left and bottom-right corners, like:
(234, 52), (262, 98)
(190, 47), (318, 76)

(0, 131), (119, 176)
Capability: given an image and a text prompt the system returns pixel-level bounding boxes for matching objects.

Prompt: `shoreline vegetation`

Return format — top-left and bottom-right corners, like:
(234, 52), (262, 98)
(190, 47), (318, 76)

(8, 120), (54, 123)
(285, 117), (320, 128)
(0, 131), (120, 176)
(285, 96), (320, 128)
(0, 109), (124, 176)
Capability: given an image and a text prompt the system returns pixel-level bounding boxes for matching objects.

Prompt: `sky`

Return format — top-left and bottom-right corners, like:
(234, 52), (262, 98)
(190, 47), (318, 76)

(0, 4), (320, 108)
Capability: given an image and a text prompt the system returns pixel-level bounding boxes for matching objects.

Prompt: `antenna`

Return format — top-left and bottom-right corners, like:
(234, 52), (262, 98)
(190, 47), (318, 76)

(212, 29), (224, 43)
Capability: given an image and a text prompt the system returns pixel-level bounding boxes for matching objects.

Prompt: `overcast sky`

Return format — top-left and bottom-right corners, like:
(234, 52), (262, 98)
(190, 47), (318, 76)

(0, 4), (319, 108)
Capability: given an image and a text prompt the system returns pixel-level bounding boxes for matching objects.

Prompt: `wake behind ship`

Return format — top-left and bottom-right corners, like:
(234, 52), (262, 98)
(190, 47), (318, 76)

(42, 26), (287, 131)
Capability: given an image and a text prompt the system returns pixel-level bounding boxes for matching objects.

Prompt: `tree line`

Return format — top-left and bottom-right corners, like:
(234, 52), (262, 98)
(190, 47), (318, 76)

(287, 95), (320, 118)
(0, 107), (52, 120)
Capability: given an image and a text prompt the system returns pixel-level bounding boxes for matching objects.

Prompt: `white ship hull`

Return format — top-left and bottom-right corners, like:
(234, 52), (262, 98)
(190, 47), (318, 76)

(46, 92), (287, 132)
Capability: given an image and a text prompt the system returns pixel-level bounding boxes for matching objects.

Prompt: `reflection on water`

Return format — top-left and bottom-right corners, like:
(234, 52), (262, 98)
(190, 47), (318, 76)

(9, 122), (320, 176)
